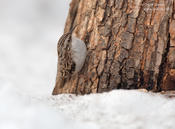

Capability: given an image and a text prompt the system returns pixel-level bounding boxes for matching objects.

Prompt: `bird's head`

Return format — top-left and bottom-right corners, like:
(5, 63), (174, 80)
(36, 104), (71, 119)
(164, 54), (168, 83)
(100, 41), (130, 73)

(65, 24), (78, 45)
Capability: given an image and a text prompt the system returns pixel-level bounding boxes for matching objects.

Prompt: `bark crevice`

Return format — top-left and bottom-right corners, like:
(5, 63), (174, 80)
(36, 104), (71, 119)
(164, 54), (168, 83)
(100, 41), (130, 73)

(157, 33), (171, 91)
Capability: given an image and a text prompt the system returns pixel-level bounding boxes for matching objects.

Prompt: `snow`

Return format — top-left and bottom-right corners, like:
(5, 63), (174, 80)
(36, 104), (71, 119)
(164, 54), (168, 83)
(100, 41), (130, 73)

(1, 0), (175, 129)
(0, 82), (98, 129)
(43, 90), (175, 129)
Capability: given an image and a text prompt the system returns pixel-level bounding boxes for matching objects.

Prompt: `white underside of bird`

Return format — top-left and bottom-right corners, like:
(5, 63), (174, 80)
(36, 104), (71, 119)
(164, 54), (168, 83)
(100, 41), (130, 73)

(71, 36), (87, 73)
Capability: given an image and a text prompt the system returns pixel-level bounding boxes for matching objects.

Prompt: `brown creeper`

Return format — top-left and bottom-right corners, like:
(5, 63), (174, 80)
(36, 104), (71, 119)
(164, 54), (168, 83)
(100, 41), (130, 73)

(52, 26), (87, 95)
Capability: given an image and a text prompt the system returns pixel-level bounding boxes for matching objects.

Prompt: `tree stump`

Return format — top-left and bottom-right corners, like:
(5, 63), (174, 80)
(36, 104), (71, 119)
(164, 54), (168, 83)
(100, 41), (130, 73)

(53, 0), (175, 95)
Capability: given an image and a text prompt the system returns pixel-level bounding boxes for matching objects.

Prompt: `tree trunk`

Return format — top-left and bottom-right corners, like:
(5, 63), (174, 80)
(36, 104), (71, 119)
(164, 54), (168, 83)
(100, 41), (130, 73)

(53, 0), (175, 95)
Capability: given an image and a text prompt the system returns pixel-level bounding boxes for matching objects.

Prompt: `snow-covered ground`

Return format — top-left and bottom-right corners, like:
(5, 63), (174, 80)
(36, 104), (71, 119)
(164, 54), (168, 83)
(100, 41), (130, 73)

(0, 1), (175, 129)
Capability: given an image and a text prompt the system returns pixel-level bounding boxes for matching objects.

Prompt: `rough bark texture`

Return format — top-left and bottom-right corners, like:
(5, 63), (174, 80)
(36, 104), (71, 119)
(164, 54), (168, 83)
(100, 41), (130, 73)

(54, 0), (175, 95)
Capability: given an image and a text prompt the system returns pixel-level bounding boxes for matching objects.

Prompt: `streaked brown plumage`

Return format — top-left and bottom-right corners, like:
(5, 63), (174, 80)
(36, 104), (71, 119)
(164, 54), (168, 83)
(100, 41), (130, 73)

(52, 26), (77, 95)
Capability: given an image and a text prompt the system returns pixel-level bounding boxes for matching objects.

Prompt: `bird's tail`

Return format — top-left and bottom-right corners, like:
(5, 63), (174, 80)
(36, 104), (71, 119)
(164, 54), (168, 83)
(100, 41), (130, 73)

(52, 78), (65, 95)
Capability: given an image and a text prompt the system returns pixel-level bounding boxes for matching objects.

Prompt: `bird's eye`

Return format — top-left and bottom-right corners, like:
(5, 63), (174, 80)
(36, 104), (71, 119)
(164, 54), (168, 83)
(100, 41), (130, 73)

(68, 37), (71, 42)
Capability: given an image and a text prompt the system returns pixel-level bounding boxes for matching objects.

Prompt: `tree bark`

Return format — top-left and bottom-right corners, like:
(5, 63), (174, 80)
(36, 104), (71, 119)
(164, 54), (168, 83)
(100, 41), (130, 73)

(53, 0), (175, 95)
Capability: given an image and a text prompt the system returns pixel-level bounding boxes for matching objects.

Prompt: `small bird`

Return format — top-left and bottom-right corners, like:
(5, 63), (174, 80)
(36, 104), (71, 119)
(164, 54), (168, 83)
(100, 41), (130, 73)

(52, 25), (87, 95)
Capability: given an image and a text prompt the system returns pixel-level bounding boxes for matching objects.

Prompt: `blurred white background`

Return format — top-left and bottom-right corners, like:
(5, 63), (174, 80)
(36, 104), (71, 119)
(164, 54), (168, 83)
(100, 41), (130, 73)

(0, 0), (71, 95)
(1, 1), (175, 129)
